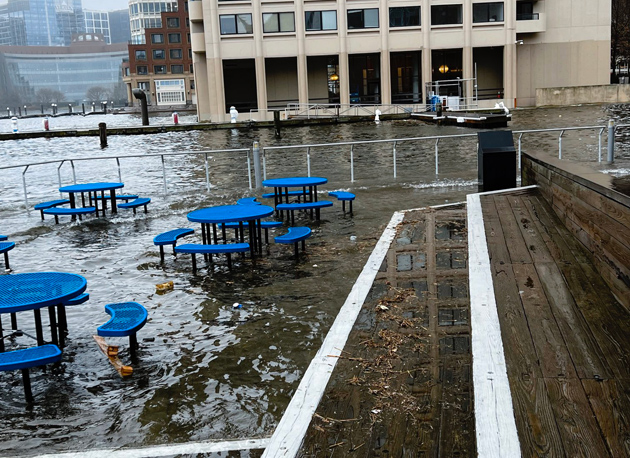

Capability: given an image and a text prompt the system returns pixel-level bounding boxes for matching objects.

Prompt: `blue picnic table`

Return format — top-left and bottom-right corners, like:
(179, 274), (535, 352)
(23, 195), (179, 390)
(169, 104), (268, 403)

(0, 272), (87, 351)
(59, 182), (124, 217)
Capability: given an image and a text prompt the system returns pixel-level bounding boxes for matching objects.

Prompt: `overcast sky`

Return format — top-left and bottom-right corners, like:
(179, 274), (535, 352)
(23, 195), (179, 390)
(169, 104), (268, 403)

(0, 0), (129, 11)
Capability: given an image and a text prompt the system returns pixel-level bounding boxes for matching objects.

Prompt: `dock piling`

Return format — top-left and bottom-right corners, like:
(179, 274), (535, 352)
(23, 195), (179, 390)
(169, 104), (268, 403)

(608, 119), (615, 162)
(99, 123), (107, 148)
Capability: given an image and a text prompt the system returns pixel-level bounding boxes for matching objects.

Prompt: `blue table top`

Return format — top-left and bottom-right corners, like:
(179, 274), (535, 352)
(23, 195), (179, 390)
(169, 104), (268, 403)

(262, 177), (328, 187)
(59, 182), (124, 193)
(0, 272), (87, 313)
(188, 205), (274, 224)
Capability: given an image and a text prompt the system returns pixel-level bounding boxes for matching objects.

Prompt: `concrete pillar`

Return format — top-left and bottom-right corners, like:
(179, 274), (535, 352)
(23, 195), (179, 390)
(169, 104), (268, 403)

(380, 0), (391, 105)
(504, 0), (517, 108)
(421, 0), (431, 103)
(338, 0), (350, 106)
(252, 0), (268, 119)
(463, 1), (474, 105)
(295, 0), (308, 105)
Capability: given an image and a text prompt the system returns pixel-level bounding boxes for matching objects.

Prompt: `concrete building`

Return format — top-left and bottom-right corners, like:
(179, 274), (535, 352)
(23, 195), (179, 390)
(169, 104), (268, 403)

(0, 33), (128, 103)
(188, 0), (611, 122)
(122, 0), (194, 106)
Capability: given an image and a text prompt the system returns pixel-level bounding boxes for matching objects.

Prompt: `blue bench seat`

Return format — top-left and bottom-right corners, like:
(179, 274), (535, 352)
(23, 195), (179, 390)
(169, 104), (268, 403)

(153, 228), (195, 262)
(220, 221), (283, 244)
(118, 197), (151, 214)
(329, 191), (356, 213)
(237, 197), (260, 206)
(175, 243), (250, 273)
(276, 200), (333, 224)
(33, 199), (71, 220)
(97, 302), (148, 360)
(275, 227), (312, 257)
(94, 194), (138, 201)
(63, 293), (89, 306)
(0, 241), (15, 270)
(0, 344), (62, 403)
(262, 190), (307, 199)
(43, 206), (96, 224)
(0, 235), (7, 241)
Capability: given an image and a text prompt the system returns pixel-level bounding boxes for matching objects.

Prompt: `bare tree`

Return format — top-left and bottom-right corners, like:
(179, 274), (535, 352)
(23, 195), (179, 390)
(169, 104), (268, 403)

(86, 86), (111, 102)
(35, 88), (64, 104)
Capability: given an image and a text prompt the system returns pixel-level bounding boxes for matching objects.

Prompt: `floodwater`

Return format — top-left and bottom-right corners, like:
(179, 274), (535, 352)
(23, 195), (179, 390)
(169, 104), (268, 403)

(0, 103), (629, 457)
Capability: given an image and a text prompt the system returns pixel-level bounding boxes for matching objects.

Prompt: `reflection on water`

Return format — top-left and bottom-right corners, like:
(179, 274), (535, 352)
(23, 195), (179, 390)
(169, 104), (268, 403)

(0, 104), (629, 456)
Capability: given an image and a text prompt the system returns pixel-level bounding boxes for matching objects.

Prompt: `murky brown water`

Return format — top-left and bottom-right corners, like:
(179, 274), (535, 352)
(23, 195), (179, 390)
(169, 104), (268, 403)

(0, 103), (629, 456)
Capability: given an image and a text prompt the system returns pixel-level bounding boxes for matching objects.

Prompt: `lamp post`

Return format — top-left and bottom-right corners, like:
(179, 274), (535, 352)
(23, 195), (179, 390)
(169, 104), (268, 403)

(6, 107), (9, 117)
(103, 101), (108, 113)
(24, 105), (27, 116)
(51, 103), (57, 115)
(68, 103), (72, 114)
(92, 102), (95, 112)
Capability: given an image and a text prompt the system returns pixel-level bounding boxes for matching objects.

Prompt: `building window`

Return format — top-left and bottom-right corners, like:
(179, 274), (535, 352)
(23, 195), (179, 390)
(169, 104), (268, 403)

(305, 11), (337, 31)
(170, 48), (183, 59)
(191, 80), (195, 89)
(166, 17), (180, 28)
(219, 14), (253, 34)
(262, 12), (295, 33)
(389, 6), (420, 27)
(516, 2), (537, 20)
(431, 5), (463, 26)
(473, 3), (504, 23)
(168, 33), (182, 43)
(155, 79), (186, 105)
(151, 33), (164, 44)
(153, 49), (166, 59)
(347, 9), (379, 29)
(171, 65), (184, 73)
(186, 18), (190, 27)
(154, 65), (167, 74)
(190, 64), (193, 72)
(189, 48), (192, 58)
(124, 67), (130, 76)
(137, 65), (148, 75)
(135, 50), (147, 60)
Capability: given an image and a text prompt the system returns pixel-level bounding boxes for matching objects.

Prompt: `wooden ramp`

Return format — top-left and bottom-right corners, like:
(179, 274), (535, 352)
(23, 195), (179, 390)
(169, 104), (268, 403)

(299, 205), (476, 456)
(481, 188), (630, 457)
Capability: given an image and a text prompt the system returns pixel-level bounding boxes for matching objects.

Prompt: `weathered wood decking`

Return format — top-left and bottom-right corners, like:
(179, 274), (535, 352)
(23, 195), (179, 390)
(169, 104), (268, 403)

(299, 205), (476, 456)
(481, 188), (630, 457)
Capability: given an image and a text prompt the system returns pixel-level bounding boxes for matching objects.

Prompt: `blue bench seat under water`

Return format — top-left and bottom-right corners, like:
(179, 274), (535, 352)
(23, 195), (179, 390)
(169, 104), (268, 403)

(262, 190), (307, 199)
(236, 197), (260, 205)
(0, 344), (62, 403)
(153, 228), (194, 262)
(274, 226), (312, 257)
(276, 200), (333, 224)
(43, 206), (96, 224)
(0, 235), (7, 241)
(94, 194), (138, 201)
(118, 197), (151, 214)
(328, 191), (356, 213)
(0, 241), (15, 270)
(33, 199), (70, 220)
(220, 220), (283, 243)
(175, 243), (250, 273)
(97, 302), (148, 360)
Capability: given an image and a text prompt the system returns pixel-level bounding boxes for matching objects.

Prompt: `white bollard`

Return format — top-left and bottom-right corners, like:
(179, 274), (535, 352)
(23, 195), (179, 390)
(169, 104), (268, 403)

(230, 106), (238, 123)
(172, 112), (179, 124)
(11, 117), (18, 133)
(374, 109), (381, 123)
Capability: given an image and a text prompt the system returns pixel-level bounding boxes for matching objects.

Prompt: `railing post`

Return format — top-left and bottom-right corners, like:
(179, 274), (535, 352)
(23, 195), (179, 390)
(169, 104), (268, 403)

(598, 127), (604, 162)
(608, 119), (615, 163)
(350, 145), (355, 182)
(393, 141), (397, 178)
(57, 161), (65, 197)
(205, 153), (211, 191)
(518, 133), (523, 171)
(246, 150), (253, 189)
(262, 148), (267, 180)
(116, 158), (122, 183)
(70, 160), (76, 184)
(22, 165), (30, 212)
(253, 141), (262, 189)
(558, 130), (564, 159)
(161, 155), (167, 194)
(307, 147), (311, 177)
(435, 138), (440, 175)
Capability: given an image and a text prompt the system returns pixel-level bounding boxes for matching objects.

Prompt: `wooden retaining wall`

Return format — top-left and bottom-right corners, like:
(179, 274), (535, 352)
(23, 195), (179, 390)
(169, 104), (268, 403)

(522, 151), (630, 311)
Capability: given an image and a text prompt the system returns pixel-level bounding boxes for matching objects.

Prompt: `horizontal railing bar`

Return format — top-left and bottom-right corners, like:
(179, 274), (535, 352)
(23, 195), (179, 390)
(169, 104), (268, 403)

(0, 149), (250, 171)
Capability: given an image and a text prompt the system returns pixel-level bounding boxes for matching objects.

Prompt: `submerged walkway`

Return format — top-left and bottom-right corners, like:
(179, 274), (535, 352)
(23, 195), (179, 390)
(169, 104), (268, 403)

(481, 188), (630, 457)
(297, 204), (476, 456)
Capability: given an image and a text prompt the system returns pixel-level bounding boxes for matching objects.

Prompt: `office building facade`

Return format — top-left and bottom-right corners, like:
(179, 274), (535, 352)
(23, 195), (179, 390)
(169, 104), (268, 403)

(129, 0), (179, 44)
(123, 0), (194, 106)
(189, 0), (611, 122)
(84, 9), (131, 45)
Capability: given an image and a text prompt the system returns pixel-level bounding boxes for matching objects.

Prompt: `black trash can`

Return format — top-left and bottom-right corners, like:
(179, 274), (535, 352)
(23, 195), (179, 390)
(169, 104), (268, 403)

(477, 130), (517, 192)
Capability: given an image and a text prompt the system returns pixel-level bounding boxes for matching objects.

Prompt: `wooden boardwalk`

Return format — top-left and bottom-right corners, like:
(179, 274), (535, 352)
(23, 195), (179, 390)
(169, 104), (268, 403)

(481, 188), (630, 457)
(299, 205), (476, 457)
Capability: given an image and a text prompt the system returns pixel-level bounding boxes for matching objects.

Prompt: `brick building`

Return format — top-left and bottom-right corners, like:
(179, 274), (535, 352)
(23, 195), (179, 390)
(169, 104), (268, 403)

(122, 0), (195, 106)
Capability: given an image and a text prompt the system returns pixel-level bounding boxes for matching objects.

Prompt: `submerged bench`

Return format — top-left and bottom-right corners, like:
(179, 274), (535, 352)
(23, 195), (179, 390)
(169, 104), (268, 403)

(0, 235), (7, 241)
(237, 197), (260, 206)
(33, 199), (71, 220)
(275, 226), (312, 257)
(221, 221), (283, 243)
(118, 197), (151, 214)
(94, 194), (138, 201)
(0, 241), (15, 270)
(262, 190), (307, 199)
(175, 243), (250, 273)
(328, 191), (356, 213)
(276, 200), (333, 224)
(153, 228), (195, 262)
(43, 206), (96, 224)
(97, 302), (148, 360)
(0, 344), (62, 403)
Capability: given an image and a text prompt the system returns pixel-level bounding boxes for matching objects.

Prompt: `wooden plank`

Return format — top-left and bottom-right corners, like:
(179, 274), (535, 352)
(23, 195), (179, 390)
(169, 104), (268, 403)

(480, 196), (512, 265)
(529, 195), (630, 380)
(507, 195), (554, 264)
(512, 263), (577, 379)
(534, 262), (612, 380)
(582, 379), (630, 457)
(544, 378), (610, 457)
(494, 196), (533, 264)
